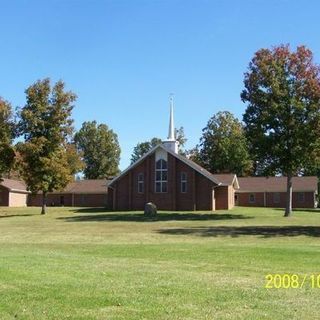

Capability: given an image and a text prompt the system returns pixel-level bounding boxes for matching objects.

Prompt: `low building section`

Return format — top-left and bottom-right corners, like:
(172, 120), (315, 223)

(236, 176), (318, 208)
(28, 179), (109, 207)
(0, 179), (29, 207)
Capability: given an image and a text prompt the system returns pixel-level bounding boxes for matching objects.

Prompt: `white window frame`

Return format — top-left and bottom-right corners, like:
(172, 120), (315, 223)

(155, 159), (167, 193)
(180, 172), (187, 193)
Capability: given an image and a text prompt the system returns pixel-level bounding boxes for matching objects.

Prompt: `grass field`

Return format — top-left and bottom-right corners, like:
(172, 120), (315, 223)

(0, 206), (320, 319)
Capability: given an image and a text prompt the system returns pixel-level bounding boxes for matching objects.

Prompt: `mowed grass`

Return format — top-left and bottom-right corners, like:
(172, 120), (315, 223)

(1, 206), (320, 319)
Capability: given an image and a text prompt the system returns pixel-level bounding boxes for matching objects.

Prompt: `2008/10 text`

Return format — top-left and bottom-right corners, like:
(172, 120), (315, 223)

(265, 274), (320, 289)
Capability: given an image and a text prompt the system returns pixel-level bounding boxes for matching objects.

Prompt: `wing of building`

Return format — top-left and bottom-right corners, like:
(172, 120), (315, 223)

(0, 179), (29, 207)
(236, 176), (318, 208)
(28, 179), (110, 207)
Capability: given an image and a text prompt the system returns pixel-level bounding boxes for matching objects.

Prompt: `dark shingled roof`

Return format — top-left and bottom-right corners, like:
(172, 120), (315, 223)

(237, 176), (318, 193)
(0, 179), (28, 193)
(57, 179), (109, 194)
(0, 179), (109, 194)
(212, 174), (238, 186)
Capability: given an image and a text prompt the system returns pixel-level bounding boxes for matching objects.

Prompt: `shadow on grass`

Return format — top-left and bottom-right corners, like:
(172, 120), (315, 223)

(157, 226), (320, 238)
(273, 208), (320, 213)
(59, 210), (253, 222)
(0, 213), (37, 219)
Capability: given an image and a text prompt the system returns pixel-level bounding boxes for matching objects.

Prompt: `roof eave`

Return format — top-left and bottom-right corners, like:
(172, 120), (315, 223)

(109, 144), (222, 187)
(108, 144), (163, 186)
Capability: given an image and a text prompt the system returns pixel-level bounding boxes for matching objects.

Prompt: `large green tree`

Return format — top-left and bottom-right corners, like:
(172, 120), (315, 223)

(194, 111), (252, 176)
(130, 137), (162, 164)
(0, 98), (15, 179)
(17, 78), (80, 214)
(74, 121), (120, 179)
(241, 45), (320, 216)
(130, 127), (187, 164)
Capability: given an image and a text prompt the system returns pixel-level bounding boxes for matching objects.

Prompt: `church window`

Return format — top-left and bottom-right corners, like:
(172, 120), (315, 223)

(138, 173), (144, 193)
(181, 172), (187, 193)
(155, 159), (168, 193)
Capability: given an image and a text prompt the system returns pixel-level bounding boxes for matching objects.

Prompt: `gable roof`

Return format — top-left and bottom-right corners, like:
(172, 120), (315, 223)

(212, 174), (240, 189)
(53, 179), (109, 194)
(0, 179), (109, 195)
(237, 176), (318, 193)
(0, 179), (29, 193)
(109, 144), (237, 187)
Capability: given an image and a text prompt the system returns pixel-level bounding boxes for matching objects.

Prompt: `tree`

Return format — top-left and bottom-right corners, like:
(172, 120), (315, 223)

(130, 127), (187, 164)
(0, 98), (15, 179)
(194, 111), (252, 176)
(66, 143), (85, 175)
(17, 78), (79, 214)
(74, 121), (120, 179)
(130, 137), (162, 164)
(241, 45), (320, 216)
(175, 126), (187, 155)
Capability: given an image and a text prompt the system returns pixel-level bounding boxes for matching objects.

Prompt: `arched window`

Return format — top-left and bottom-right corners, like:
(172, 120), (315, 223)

(155, 159), (167, 193)
(137, 173), (144, 193)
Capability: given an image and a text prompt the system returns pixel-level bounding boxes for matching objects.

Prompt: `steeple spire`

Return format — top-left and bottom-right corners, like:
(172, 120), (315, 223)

(163, 94), (179, 153)
(168, 94), (175, 140)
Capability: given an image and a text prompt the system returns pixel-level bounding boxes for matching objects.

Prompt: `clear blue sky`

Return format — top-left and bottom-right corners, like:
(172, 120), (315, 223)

(1, 0), (320, 169)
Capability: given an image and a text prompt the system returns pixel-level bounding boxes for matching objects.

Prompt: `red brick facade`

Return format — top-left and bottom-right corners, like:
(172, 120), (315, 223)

(108, 150), (235, 211)
(28, 193), (108, 207)
(236, 176), (318, 208)
(236, 191), (316, 208)
(0, 186), (9, 206)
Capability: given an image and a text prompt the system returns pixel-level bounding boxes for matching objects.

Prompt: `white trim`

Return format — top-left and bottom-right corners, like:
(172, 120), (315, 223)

(8, 188), (30, 194)
(218, 175), (240, 189)
(155, 158), (168, 193)
(109, 145), (161, 186)
(109, 144), (222, 187)
(236, 189), (316, 193)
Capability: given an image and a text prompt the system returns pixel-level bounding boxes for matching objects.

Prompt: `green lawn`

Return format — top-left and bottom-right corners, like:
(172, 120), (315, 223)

(0, 206), (320, 319)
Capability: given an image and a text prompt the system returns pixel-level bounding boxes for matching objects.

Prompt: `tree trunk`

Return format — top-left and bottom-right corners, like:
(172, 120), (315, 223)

(41, 191), (47, 215)
(284, 174), (292, 217)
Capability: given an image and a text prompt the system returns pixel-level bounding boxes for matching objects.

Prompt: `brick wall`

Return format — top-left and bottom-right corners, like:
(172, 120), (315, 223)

(236, 191), (316, 208)
(109, 152), (234, 211)
(0, 186), (9, 206)
(28, 193), (108, 207)
(8, 192), (28, 207)
(215, 185), (235, 210)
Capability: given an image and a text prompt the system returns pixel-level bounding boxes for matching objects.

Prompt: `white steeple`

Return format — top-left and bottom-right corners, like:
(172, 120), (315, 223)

(163, 94), (179, 153)
(168, 95), (175, 140)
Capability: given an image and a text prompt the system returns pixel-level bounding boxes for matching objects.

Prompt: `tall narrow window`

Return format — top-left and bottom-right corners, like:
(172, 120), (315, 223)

(298, 192), (305, 203)
(155, 159), (167, 193)
(138, 173), (144, 193)
(249, 193), (255, 203)
(181, 172), (187, 193)
(273, 192), (280, 204)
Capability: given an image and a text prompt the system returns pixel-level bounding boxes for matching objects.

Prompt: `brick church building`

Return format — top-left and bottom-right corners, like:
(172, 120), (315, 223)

(108, 99), (239, 211)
